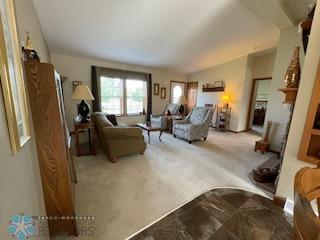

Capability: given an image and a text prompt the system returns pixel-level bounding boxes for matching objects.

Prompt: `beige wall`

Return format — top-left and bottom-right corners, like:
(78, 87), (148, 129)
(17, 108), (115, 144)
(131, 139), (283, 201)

(50, 53), (187, 130)
(187, 56), (251, 132)
(263, 26), (305, 152)
(238, 56), (253, 131)
(0, 0), (49, 238)
(251, 52), (276, 79)
(276, 1), (320, 201)
(256, 80), (272, 98)
(14, 0), (50, 63)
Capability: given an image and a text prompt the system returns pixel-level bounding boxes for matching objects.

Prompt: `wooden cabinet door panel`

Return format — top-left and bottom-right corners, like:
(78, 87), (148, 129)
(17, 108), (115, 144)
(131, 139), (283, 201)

(186, 82), (198, 114)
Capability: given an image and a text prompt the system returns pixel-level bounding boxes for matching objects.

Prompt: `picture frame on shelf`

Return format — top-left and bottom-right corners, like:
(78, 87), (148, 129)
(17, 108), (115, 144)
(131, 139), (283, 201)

(154, 83), (159, 95)
(160, 87), (166, 99)
(214, 81), (225, 88)
(0, 0), (30, 153)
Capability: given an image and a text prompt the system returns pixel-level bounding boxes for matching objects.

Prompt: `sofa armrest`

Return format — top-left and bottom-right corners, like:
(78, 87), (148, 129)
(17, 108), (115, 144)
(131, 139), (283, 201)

(103, 127), (143, 139)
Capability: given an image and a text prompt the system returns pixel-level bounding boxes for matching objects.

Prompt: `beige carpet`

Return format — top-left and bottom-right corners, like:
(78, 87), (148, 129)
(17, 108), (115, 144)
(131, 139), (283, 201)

(67, 130), (274, 240)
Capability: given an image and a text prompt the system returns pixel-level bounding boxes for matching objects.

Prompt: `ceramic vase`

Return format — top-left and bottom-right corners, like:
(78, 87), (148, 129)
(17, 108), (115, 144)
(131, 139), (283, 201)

(284, 47), (301, 88)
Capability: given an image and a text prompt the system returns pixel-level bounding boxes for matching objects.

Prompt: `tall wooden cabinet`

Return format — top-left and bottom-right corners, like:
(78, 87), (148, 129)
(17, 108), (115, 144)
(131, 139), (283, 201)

(298, 62), (320, 165)
(24, 60), (77, 236)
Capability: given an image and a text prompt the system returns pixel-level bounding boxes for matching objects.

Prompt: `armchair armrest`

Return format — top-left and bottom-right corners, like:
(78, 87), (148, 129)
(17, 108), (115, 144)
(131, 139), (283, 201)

(189, 123), (205, 131)
(174, 119), (189, 125)
(150, 114), (163, 118)
(103, 127), (143, 139)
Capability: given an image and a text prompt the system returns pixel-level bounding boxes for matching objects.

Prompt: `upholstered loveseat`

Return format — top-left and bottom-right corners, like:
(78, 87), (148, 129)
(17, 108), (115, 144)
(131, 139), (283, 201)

(91, 112), (146, 162)
(173, 107), (214, 143)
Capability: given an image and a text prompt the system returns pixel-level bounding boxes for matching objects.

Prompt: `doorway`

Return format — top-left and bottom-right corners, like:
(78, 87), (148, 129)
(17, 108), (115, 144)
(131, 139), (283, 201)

(170, 81), (186, 104)
(186, 82), (198, 114)
(246, 77), (272, 135)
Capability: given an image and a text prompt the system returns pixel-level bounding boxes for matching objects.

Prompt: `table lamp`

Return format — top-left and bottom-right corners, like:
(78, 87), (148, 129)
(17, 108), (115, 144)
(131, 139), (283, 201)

(222, 94), (230, 108)
(72, 85), (94, 123)
(177, 95), (187, 115)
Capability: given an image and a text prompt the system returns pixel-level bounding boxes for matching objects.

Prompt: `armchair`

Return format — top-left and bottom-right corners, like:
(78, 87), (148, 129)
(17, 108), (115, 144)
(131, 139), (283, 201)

(173, 107), (214, 143)
(150, 103), (181, 129)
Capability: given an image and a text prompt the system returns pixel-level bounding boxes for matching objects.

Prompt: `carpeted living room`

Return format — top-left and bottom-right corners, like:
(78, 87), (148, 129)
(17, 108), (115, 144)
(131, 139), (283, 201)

(1, 0), (320, 240)
(71, 130), (272, 239)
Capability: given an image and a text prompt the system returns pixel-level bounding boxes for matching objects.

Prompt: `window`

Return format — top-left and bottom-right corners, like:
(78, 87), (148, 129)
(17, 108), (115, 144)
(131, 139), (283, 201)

(126, 79), (147, 115)
(100, 77), (147, 115)
(100, 77), (124, 115)
(172, 86), (183, 104)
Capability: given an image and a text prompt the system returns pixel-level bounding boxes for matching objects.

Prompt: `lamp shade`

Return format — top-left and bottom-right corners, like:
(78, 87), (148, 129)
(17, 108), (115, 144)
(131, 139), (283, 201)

(72, 85), (94, 101)
(177, 95), (187, 104)
(222, 94), (229, 102)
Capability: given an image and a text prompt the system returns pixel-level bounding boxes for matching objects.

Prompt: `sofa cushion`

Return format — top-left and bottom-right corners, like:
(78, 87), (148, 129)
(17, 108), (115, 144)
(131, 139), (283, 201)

(174, 123), (192, 132)
(190, 108), (208, 124)
(106, 114), (118, 126)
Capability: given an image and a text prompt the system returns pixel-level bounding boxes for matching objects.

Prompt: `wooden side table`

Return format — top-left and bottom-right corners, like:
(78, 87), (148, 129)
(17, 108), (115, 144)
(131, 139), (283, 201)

(167, 116), (185, 133)
(137, 123), (162, 144)
(74, 120), (96, 156)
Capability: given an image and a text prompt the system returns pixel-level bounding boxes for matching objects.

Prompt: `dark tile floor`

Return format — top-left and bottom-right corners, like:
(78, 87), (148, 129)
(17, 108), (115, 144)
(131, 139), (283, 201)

(130, 188), (293, 240)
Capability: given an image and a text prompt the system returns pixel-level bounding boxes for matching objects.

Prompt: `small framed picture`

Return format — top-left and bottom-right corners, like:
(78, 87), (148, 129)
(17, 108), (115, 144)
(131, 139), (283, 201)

(72, 81), (82, 91)
(154, 83), (160, 95)
(160, 87), (166, 99)
(0, 0), (31, 153)
(214, 81), (224, 88)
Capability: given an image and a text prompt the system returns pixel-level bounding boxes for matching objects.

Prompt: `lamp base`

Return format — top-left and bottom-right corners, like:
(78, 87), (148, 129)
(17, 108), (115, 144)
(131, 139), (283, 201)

(78, 100), (90, 123)
(179, 105), (185, 115)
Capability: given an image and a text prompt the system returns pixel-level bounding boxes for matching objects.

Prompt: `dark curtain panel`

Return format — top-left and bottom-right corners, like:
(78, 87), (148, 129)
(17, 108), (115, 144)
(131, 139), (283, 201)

(100, 67), (125, 79)
(146, 74), (152, 122)
(91, 66), (101, 112)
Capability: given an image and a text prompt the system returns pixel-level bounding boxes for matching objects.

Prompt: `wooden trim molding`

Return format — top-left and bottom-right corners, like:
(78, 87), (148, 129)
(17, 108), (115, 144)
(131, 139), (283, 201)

(245, 77), (272, 131)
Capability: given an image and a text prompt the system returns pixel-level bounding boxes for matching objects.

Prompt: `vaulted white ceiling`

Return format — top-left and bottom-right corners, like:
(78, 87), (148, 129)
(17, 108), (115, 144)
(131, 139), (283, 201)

(32, 0), (309, 73)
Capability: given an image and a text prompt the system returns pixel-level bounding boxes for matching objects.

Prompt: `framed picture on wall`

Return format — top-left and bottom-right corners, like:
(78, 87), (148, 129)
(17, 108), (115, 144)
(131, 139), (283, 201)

(154, 83), (160, 95)
(160, 87), (166, 99)
(0, 0), (31, 153)
(72, 81), (82, 91)
(214, 81), (225, 88)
